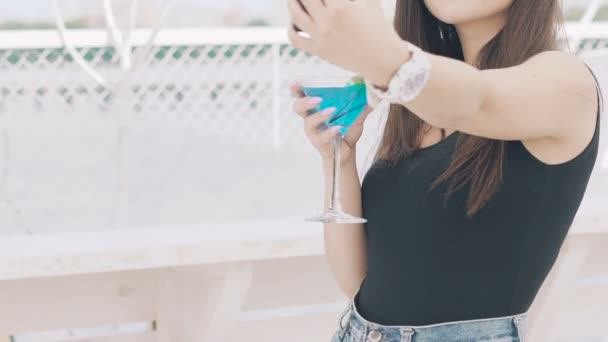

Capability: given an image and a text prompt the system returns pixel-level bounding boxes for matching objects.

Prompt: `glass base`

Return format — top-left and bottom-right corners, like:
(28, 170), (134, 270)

(306, 209), (367, 224)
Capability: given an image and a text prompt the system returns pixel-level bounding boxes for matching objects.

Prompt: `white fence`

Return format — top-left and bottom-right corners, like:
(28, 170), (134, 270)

(0, 28), (344, 235)
(0, 27), (350, 150)
(0, 25), (607, 149)
(0, 25), (607, 236)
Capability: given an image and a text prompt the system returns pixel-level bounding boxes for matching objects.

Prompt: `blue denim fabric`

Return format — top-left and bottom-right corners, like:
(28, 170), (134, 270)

(331, 300), (527, 342)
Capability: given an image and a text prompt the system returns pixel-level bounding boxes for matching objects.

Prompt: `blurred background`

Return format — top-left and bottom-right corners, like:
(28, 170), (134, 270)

(0, 0), (606, 341)
(0, 0), (604, 28)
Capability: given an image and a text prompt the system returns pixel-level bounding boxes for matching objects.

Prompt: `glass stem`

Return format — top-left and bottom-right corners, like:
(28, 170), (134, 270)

(330, 134), (343, 212)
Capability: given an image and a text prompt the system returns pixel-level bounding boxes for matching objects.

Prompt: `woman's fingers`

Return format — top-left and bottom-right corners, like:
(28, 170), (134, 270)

(293, 96), (323, 118)
(287, 26), (313, 51)
(291, 82), (328, 120)
(290, 83), (305, 98)
(354, 105), (373, 124)
(322, 0), (342, 10)
(304, 107), (336, 134)
(288, 0), (315, 34)
(316, 125), (342, 145)
(299, 0), (326, 20)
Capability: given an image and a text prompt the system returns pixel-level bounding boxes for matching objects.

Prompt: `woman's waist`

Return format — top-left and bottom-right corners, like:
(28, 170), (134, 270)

(354, 277), (530, 327)
(342, 297), (527, 342)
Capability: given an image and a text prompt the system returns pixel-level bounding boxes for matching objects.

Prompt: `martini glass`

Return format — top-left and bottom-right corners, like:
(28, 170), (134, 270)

(300, 75), (368, 224)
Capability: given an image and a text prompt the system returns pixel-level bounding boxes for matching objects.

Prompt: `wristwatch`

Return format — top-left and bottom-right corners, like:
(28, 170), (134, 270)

(369, 43), (431, 105)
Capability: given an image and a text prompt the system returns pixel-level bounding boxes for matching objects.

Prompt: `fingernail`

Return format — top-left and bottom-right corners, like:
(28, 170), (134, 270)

(330, 126), (342, 133)
(321, 107), (336, 117)
(309, 97), (322, 105)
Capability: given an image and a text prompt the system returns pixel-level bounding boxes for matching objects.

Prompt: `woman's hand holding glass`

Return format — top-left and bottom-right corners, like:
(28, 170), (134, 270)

(290, 83), (372, 165)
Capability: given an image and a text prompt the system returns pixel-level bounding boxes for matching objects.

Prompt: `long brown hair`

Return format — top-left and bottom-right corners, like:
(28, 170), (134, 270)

(379, 0), (562, 216)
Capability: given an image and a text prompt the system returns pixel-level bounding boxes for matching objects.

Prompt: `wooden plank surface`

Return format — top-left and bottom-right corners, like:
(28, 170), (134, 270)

(1, 216), (605, 282)
(1, 257), (344, 342)
(0, 218), (324, 281)
(0, 271), (157, 334)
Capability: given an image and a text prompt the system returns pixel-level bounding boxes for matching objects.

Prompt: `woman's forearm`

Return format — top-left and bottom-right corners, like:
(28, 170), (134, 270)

(322, 156), (367, 297)
(397, 53), (489, 130)
(371, 40), (489, 130)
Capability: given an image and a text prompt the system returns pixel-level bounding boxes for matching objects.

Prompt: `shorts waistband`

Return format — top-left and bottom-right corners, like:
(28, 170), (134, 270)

(338, 299), (528, 342)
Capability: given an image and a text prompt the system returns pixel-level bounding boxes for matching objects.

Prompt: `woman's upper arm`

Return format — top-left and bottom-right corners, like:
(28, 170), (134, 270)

(458, 51), (598, 143)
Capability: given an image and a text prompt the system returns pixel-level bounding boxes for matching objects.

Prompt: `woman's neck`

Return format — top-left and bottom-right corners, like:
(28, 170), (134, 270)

(455, 12), (508, 65)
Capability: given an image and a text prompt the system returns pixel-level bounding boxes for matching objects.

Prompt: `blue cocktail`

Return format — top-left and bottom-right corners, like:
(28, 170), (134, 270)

(300, 75), (368, 224)
(302, 83), (368, 136)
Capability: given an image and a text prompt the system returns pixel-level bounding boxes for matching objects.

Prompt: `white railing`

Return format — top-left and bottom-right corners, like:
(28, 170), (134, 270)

(0, 25), (607, 150)
(0, 27), (347, 150)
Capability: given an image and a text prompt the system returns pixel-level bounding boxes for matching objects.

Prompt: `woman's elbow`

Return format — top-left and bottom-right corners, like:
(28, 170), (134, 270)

(334, 273), (365, 299)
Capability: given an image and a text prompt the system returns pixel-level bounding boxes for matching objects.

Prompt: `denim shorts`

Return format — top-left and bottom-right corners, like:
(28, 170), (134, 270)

(331, 299), (528, 342)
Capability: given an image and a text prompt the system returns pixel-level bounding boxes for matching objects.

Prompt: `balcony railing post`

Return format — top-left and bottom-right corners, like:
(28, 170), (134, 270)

(569, 0), (602, 53)
(272, 42), (281, 149)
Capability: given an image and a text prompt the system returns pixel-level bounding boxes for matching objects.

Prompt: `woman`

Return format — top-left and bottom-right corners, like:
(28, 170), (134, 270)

(288, 0), (601, 341)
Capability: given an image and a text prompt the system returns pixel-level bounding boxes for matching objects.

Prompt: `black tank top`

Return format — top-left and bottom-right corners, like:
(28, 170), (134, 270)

(356, 106), (601, 326)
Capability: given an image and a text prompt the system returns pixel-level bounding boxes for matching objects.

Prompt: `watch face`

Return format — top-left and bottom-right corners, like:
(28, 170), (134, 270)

(374, 47), (432, 104)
